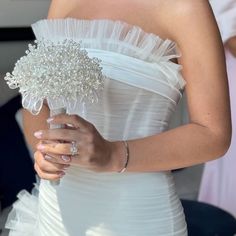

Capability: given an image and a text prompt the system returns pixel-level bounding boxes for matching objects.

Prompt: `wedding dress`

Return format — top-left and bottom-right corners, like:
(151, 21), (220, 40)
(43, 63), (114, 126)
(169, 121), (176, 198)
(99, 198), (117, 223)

(6, 18), (188, 236)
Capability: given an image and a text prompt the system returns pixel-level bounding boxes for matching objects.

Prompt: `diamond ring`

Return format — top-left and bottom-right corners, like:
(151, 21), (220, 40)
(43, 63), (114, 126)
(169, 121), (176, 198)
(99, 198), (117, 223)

(70, 141), (78, 156)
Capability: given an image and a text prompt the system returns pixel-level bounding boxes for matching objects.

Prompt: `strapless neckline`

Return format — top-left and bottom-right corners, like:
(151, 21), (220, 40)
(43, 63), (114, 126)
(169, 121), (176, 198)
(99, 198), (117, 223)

(34, 17), (175, 46)
(32, 18), (182, 64)
(26, 17), (187, 115)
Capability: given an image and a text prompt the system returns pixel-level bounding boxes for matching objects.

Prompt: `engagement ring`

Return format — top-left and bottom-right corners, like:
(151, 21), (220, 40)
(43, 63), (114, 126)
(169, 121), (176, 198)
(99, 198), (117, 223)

(70, 141), (78, 156)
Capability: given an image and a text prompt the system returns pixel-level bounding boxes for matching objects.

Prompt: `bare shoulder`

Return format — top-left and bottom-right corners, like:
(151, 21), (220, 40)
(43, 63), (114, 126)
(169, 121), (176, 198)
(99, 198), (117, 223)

(157, 0), (215, 41)
(47, 0), (78, 19)
(161, 0), (212, 18)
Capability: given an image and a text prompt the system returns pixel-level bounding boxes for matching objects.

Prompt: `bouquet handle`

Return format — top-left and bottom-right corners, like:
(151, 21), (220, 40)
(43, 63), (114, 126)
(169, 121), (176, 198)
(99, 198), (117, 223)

(49, 108), (66, 186)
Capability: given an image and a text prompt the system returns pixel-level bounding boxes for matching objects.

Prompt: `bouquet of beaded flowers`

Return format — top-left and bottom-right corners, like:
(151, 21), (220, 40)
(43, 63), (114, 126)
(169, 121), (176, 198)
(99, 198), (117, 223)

(4, 39), (106, 185)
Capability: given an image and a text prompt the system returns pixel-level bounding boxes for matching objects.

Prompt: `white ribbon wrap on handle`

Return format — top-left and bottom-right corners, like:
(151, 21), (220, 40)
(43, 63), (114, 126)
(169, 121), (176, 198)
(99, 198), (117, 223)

(49, 108), (66, 186)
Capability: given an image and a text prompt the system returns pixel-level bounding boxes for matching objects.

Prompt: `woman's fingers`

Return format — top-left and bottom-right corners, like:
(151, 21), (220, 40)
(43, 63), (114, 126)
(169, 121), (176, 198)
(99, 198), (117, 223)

(34, 151), (70, 180)
(47, 114), (91, 131)
(34, 128), (79, 142)
(44, 153), (72, 164)
(33, 114), (113, 172)
(37, 142), (79, 157)
(35, 151), (70, 171)
(34, 162), (65, 180)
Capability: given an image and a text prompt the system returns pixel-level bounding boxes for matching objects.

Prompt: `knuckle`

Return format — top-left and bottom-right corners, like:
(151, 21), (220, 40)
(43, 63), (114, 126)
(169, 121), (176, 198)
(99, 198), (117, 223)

(56, 114), (63, 120)
(62, 145), (70, 154)
(87, 144), (95, 154)
(60, 129), (68, 137)
(88, 123), (95, 132)
(82, 154), (90, 163)
(86, 133), (94, 143)
(71, 114), (79, 122)
(89, 157), (97, 165)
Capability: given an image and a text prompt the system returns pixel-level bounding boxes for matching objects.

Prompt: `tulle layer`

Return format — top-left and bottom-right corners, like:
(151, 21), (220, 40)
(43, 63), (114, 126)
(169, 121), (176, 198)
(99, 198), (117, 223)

(6, 187), (39, 236)
(32, 18), (181, 64)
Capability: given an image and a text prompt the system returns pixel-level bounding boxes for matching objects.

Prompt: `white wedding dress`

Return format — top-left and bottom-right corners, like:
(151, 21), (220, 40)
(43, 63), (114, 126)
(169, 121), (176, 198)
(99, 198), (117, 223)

(6, 18), (188, 236)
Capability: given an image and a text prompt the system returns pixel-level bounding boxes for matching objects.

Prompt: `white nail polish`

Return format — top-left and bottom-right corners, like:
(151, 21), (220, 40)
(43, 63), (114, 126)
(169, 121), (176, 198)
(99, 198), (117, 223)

(44, 155), (52, 160)
(61, 155), (71, 162)
(34, 131), (42, 138)
(63, 167), (69, 171)
(59, 172), (65, 178)
(47, 117), (54, 123)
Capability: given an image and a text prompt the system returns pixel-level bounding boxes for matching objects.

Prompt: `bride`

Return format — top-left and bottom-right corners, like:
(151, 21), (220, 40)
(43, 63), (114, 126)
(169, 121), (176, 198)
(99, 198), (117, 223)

(6, 0), (231, 235)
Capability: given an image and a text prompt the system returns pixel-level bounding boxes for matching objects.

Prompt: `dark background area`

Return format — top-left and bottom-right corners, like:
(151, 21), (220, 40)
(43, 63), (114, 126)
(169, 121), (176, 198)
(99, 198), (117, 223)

(0, 96), (35, 209)
(0, 28), (35, 41)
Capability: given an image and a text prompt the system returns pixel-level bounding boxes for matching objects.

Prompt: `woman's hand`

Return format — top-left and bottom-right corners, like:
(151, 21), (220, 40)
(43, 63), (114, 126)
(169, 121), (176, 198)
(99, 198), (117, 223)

(34, 150), (70, 180)
(33, 114), (124, 180)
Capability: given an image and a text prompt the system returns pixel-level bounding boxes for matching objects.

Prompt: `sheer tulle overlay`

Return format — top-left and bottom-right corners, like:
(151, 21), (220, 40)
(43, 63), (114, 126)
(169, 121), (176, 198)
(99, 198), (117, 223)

(6, 19), (188, 236)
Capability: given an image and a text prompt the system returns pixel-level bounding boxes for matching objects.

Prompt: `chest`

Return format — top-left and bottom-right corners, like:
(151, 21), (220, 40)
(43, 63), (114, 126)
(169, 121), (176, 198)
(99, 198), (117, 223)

(58, 0), (167, 40)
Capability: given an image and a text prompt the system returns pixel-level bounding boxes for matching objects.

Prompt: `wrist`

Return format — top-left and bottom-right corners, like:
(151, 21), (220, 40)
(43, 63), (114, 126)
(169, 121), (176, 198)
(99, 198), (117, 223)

(109, 141), (127, 172)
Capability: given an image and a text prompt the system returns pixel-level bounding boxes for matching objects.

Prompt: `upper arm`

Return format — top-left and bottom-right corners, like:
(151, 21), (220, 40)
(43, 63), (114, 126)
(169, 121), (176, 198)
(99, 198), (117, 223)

(165, 0), (231, 140)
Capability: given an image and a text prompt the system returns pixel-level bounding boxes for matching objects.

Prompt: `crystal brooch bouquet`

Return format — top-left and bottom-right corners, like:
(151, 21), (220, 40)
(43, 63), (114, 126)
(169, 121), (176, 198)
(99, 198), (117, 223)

(4, 39), (105, 115)
(5, 39), (105, 114)
(4, 39), (106, 185)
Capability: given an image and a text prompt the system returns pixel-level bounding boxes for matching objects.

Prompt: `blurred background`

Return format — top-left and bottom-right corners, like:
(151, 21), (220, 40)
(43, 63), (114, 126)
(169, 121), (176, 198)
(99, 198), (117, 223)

(0, 0), (235, 235)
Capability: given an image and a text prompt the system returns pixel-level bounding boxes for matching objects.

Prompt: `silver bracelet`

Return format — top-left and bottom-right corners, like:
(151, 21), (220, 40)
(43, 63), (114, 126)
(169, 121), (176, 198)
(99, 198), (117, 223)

(118, 140), (130, 173)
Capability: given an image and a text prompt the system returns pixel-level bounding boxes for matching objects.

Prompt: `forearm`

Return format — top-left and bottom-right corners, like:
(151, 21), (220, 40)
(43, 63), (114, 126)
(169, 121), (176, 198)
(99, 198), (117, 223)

(113, 122), (231, 172)
(23, 104), (49, 152)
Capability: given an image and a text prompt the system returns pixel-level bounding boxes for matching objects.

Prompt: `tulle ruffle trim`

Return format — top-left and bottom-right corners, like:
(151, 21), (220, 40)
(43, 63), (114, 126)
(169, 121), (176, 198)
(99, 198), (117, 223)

(5, 186), (39, 236)
(32, 18), (181, 64)
(21, 87), (92, 115)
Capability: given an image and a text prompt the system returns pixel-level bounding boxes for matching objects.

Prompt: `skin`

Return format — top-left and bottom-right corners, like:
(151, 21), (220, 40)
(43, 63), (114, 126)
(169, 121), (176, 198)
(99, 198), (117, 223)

(226, 36), (236, 57)
(23, 0), (231, 181)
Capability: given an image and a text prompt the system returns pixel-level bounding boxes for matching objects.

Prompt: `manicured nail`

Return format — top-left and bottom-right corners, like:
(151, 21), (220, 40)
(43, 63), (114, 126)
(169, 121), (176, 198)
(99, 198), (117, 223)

(44, 155), (52, 160)
(63, 166), (70, 171)
(47, 117), (54, 123)
(59, 172), (65, 177)
(34, 131), (43, 138)
(61, 155), (71, 162)
(37, 144), (45, 150)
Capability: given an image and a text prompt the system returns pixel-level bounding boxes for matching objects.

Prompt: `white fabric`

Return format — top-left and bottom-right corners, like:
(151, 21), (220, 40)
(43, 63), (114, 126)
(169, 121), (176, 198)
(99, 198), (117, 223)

(6, 18), (187, 236)
(210, 0), (236, 42)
